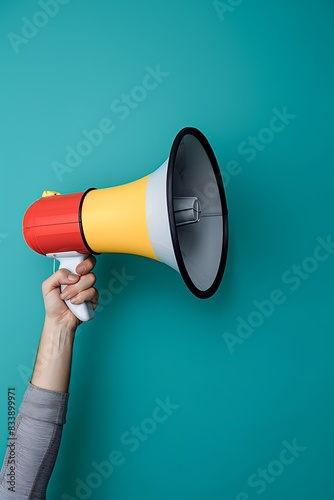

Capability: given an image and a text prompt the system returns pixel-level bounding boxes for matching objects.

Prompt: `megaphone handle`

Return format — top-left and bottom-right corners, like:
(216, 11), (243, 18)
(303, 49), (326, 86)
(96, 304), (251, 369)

(46, 251), (95, 323)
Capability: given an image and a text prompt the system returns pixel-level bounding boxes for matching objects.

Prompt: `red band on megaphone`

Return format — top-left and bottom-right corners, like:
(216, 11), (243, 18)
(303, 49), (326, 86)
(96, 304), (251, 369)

(23, 191), (93, 255)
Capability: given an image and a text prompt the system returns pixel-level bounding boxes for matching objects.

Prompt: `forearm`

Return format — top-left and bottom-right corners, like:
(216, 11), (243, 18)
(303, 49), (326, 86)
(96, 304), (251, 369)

(31, 318), (76, 393)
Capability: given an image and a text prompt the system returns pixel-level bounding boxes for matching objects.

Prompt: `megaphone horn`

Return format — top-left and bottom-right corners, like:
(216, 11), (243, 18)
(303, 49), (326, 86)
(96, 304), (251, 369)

(23, 127), (228, 322)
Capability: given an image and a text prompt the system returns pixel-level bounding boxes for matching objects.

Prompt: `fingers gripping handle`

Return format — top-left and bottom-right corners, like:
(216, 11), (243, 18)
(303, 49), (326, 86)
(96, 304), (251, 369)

(46, 251), (95, 322)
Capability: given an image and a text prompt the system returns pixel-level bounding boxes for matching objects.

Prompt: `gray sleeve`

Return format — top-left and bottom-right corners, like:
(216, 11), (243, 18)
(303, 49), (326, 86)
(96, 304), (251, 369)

(0, 382), (69, 499)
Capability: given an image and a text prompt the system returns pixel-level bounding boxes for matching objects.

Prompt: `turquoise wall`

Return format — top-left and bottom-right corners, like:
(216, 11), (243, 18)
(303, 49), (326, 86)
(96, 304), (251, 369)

(1, 0), (333, 499)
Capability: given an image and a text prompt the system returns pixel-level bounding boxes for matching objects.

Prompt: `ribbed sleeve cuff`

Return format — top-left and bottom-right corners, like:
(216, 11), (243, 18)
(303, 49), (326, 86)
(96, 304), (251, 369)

(19, 382), (70, 425)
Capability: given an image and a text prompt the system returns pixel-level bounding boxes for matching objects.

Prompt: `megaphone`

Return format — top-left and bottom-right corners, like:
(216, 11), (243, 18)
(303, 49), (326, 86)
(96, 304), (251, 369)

(23, 127), (228, 322)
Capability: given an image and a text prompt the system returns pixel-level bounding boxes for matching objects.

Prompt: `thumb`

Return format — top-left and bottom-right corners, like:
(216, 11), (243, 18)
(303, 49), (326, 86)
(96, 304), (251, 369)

(42, 269), (80, 295)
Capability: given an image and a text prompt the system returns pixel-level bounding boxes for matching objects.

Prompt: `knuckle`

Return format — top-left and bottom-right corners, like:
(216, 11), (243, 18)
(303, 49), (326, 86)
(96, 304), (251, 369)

(85, 273), (96, 287)
(85, 255), (96, 271)
(58, 268), (68, 280)
(65, 284), (75, 295)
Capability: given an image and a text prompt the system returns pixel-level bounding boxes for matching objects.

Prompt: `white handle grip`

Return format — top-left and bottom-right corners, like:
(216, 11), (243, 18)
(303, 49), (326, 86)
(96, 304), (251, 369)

(47, 251), (94, 322)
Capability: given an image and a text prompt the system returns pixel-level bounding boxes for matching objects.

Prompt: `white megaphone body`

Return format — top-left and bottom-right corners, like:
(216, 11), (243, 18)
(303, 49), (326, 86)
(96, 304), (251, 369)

(23, 128), (228, 322)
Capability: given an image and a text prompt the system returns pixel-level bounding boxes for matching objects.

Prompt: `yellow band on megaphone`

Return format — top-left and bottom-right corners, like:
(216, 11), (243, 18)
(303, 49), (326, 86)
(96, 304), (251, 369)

(81, 174), (158, 260)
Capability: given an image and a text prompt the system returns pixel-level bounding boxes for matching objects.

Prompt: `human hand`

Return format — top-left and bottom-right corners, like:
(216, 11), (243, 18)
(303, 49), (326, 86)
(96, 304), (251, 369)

(42, 255), (98, 331)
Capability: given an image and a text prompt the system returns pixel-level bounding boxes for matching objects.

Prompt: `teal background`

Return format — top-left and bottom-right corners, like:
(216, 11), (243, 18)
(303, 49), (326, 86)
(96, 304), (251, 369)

(0, 0), (334, 499)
